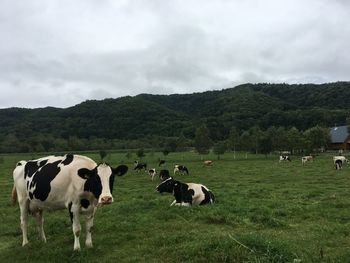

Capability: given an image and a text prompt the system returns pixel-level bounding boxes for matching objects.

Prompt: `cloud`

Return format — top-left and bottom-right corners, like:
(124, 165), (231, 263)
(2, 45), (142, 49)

(0, 0), (349, 108)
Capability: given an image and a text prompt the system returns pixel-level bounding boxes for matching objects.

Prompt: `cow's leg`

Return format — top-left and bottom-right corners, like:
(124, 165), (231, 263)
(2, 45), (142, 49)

(85, 208), (96, 248)
(170, 200), (177, 206)
(35, 210), (46, 242)
(71, 205), (81, 251)
(18, 199), (29, 246)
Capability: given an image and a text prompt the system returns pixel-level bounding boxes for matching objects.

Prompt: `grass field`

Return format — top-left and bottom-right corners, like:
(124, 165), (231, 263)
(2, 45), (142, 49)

(1, 151), (350, 263)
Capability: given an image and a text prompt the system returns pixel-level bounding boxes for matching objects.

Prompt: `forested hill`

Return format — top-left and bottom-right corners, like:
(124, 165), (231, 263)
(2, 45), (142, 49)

(0, 82), (349, 152)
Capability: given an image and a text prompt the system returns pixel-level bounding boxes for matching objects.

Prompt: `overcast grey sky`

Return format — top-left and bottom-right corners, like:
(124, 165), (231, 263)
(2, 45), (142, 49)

(1, 0), (349, 108)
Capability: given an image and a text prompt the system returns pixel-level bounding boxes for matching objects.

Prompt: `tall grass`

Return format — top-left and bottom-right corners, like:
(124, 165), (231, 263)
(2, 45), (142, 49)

(0, 152), (349, 262)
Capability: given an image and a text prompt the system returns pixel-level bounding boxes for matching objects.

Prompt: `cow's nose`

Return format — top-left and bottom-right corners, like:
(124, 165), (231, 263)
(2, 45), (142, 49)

(100, 196), (113, 204)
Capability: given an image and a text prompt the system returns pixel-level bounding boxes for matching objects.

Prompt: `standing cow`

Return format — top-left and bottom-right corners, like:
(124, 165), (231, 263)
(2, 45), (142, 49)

(12, 154), (128, 251)
(174, 164), (189, 175)
(302, 155), (314, 165)
(333, 156), (349, 170)
(134, 161), (147, 172)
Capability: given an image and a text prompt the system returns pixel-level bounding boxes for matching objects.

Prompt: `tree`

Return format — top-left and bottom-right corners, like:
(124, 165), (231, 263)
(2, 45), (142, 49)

(227, 127), (239, 159)
(99, 150), (108, 161)
(304, 126), (330, 152)
(213, 141), (227, 160)
(136, 148), (145, 160)
(240, 131), (251, 158)
(286, 127), (303, 154)
(125, 151), (132, 160)
(258, 132), (273, 157)
(162, 138), (178, 156)
(194, 124), (213, 156)
(249, 126), (262, 154)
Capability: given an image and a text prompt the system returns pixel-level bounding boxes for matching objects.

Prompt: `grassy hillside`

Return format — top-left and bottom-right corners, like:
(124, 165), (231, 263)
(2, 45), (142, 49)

(1, 151), (350, 262)
(0, 82), (350, 152)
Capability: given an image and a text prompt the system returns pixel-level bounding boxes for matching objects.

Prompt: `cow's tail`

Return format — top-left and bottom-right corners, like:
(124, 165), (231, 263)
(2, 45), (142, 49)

(12, 185), (17, 206)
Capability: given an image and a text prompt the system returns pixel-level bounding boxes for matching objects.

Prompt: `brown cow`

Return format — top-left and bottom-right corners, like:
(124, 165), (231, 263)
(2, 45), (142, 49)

(203, 160), (213, 166)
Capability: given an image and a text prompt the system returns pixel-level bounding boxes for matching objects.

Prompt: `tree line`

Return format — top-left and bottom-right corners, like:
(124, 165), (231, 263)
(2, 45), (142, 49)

(0, 82), (348, 154)
(0, 124), (331, 157)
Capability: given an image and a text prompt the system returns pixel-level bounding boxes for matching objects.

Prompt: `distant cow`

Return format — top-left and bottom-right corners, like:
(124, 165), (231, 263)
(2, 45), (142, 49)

(279, 155), (291, 162)
(156, 177), (215, 206)
(333, 156), (349, 170)
(159, 169), (170, 181)
(174, 164), (189, 175)
(203, 160), (213, 166)
(148, 168), (157, 180)
(12, 154), (128, 251)
(302, 155), (314, 165)
(134, 161), (147, 172)
(158, 160), (166, 166)
(335, 159), (343, 170)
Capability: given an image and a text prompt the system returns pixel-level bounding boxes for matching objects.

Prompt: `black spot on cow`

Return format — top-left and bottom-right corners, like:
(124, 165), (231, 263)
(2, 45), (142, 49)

(24, 159), (49, 179)
(200, 186), (215, 205)
(26, 181), (29, 190)
(24, 161), (40, 179)
(29, 192), (33, 200)
(78, 168), (103, 199)
(62, 154), (74, 166)
(80, 199), (90, 209)
(30, 160), (62, 201)
(173, 182), (194, 204)
(39, 159), (48, 167)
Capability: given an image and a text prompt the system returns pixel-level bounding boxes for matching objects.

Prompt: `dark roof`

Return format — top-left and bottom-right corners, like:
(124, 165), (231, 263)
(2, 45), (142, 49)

(330, 125), (349, 143)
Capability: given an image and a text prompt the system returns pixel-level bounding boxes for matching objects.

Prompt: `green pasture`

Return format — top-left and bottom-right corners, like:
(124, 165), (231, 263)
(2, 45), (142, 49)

(0, 152), (350, 262)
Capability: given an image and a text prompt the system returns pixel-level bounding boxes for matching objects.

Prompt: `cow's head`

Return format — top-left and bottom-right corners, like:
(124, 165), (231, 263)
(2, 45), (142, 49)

(156, 177), (176, 193)
(78, 164), (128, 204)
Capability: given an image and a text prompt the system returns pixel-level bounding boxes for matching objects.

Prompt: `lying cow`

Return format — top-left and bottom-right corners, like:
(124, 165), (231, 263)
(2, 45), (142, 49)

(12, 154), (128, 251)
(203, 160), (213, 166)
(156, 177), (215, 206)
(148, 168), (156, 180)
(302, 155), (314, 165)
(159, 169), (170, 181)
(134, 161), (147, 172)
(279, 155), (291, 162)
(333, 156), (349, 170)
(174, 164), (189, 175)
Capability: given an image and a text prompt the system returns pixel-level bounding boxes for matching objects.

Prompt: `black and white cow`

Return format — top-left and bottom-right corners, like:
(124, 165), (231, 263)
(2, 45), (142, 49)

(156, 177), (215, 206)
(333, 156), (349, 170)
(134, 161), (147, 172)
(335, 159), (343, 170)
(12, 154), (128, 251)
(148, 168), (156, 180)
(174, 164), (189, 175)
(279, 155), (291, 162)
(159, 169), (170, 181)
(158, 160), (166, 166)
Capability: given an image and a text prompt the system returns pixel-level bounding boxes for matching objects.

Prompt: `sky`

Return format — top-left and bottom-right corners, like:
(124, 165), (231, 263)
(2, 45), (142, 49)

(1, 0), (349, 109)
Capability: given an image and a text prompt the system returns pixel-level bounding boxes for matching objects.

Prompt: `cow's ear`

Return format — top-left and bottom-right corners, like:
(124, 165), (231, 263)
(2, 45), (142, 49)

(112, 165), (128, 176)
(78, 168), (96, 179)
